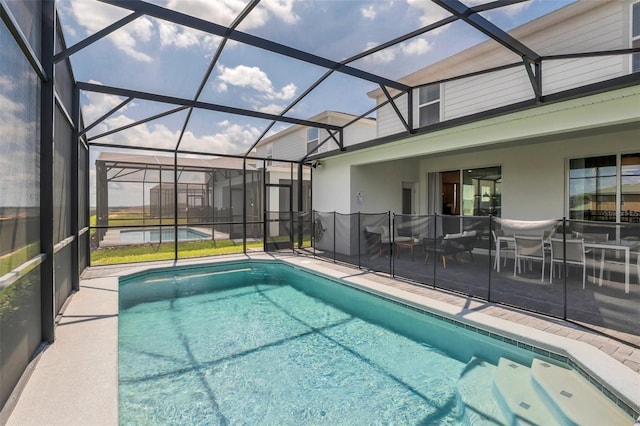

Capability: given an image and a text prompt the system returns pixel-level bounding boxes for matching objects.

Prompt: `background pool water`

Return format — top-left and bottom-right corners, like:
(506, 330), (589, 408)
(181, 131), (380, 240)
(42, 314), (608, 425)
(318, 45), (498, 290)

(118, 263), (548, 424)
(119, 228), (209, 243)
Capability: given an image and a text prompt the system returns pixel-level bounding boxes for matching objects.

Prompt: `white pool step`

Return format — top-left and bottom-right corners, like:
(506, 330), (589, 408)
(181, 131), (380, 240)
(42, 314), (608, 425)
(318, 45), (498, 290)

(531, 358), (630, 426)
(493, 357), (558, 425)
(456, 357), (507, 425)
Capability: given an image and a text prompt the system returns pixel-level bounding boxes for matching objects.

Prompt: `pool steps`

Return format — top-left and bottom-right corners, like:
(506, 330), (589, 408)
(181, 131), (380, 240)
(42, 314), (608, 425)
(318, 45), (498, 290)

(455, 357), (506, 425)
(457, 357), (630, 425)
(531, 358), (630, 426)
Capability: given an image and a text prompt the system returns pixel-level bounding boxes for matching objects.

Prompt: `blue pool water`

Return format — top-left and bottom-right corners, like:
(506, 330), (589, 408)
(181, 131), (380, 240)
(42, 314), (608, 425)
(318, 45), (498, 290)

(118, 262), (631, 425)
(119, 227), (209, 243)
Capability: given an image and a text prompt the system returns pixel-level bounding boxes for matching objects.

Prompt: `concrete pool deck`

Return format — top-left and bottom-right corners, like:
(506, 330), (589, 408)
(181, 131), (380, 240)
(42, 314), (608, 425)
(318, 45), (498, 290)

(6, 253), (640, 425)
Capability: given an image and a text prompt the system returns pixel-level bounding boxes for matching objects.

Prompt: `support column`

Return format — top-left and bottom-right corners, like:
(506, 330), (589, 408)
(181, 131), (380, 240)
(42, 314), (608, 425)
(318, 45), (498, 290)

(71, 83), (79, 291)
(40, 0), (56, 343)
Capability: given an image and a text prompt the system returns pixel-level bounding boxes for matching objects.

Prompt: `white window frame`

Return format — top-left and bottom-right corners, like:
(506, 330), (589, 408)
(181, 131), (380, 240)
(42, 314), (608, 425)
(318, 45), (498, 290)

(417, 83), (441, 127)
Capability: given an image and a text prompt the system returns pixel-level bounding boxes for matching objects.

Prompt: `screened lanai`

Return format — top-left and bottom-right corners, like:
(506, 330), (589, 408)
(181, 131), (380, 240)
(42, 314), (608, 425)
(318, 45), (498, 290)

(2, 0), (640, 417)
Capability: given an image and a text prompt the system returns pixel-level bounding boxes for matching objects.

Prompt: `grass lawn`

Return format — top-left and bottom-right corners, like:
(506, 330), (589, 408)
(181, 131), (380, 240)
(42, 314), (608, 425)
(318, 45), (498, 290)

(90, 239), (264, 265)
(0, 243), (40, 276)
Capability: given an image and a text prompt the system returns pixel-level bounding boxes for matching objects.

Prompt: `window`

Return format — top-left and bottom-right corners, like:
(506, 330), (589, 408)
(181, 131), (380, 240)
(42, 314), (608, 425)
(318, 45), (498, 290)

(306, 127), (319, 154)
(418, 84), (440, 127)
(633, 2), (640, 73)
(621, 153), (640, 223)
(462, 166), (502, 217)
(569, 154), (640, 223)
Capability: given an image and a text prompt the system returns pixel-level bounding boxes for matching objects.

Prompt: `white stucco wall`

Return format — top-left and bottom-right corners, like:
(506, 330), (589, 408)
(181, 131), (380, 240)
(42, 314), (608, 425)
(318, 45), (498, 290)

(350, 159), (420, 214)
(312, 86), (640, 222)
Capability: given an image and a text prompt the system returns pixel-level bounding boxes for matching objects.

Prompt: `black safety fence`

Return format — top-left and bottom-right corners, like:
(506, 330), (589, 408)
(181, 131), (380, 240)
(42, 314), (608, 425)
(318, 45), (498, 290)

(310, 211), (640, 343)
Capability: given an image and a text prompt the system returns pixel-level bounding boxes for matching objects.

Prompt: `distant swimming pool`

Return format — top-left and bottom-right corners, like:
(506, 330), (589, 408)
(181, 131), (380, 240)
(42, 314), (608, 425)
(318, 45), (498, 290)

(118, 261), (633, 424)
(119, 227), (209, 243)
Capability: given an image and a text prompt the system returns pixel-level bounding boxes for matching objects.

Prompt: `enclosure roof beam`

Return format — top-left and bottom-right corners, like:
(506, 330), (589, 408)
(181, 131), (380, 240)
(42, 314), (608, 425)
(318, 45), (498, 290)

(175, 0), (261, 152)
(87, 105), (189, 142)
(242, 0), (523, 159)
(80, 97), (133, 138)
(431, 0), (540, 62)
(77, 81), (342, 131)
(99, 0), (410, 92)
(53, 12), (143, 63)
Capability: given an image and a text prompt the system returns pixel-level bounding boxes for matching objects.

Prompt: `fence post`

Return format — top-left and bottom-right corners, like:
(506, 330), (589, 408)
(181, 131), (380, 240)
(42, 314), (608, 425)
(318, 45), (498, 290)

(358, 212), (361, 270)
(562, 217), (567, 320)
(389, 211), (393, 276)
(433, 213), (437, 288)
(488, 215), (493, 302)
(312, 210), (316, 258)
(333, 211), (336, 264)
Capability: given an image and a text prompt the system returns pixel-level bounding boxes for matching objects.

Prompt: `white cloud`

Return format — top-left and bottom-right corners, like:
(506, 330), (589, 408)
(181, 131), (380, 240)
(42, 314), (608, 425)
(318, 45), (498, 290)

(361, 5), (376, 19)
(258, 104), (284, 115)
(406, 0), (450, 32)
(490, 1), (531, 17)
(216, 65), (297, 100)
(0, 76), (39, 207)
(401, 38), (432, 56)
(66, 0), (154, 62)
(166, 0), (298, 30)
(363, 42), (395, 64)
(158, 22), (200, 48)
(81, 81), (130, 125)
(81, 92), (261, 154)
(262, 0), (299, 25)
(165, 0), (244, 27)
(170, 124), (261, 154)
(0, 75), (15, 92)
(0, 94), (24, 115)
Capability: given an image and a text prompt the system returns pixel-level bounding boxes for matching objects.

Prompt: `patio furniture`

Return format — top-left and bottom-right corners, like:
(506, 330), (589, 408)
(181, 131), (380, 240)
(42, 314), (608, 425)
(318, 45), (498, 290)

(514, 235), (546, 282)
(584, 241), (635, 294)
(423, 231), (477, 268)
(492, 230), (515, 271)
(549, 238), (587, 288)
(364, 225), (411, 255)
(395, 239), (421, 261)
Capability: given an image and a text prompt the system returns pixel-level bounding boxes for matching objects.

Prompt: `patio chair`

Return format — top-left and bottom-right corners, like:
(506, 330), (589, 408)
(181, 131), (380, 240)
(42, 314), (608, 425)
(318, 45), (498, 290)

(492, 229), (514, 270)
(549, 238), (587, 288)
(423, 231), (477, 268)
(514, 235), (546, 282)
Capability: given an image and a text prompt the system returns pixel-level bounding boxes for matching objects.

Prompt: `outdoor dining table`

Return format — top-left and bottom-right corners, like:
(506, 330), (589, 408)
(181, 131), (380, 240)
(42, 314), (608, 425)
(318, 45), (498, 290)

(584, 242), (631, 294)
(494, 235), (633, 294)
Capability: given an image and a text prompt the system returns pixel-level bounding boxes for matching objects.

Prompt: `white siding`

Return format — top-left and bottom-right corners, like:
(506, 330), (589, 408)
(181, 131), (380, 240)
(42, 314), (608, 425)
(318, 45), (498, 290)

(542, 56), (625, 94)
(272, 128), (305, 161)
(376, 93), (408, 138)
(527, 3), (624, 56)
(443, 67), (533, 120)
(374, 1), (631, 133)
(341, 121), (376, 148)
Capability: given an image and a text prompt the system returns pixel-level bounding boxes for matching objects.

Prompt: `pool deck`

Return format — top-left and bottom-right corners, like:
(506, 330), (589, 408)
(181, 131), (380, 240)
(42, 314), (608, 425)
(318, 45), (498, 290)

(5, 253), (640, 425)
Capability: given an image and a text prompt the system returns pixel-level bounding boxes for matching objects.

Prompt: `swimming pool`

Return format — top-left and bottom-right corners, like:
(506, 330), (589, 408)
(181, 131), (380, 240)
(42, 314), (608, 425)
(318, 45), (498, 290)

(118, 261), (634, 424)
(119, 227), (210, 243)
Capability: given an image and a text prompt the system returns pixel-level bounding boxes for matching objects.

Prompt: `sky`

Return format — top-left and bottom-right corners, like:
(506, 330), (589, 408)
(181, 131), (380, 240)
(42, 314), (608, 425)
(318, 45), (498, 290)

(56, 0), (575, 156)
(51, 0), (575, 206)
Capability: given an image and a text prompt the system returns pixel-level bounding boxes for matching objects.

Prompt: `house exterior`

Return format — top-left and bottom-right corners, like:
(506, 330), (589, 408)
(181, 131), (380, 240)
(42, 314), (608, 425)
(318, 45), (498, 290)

(256, 110), (376, 161)
(256, 111), (375, 245)
(310, 0), (640, 227)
